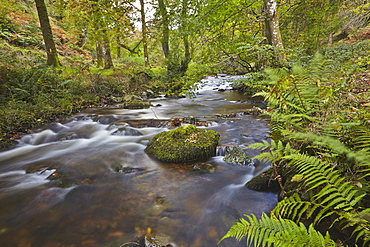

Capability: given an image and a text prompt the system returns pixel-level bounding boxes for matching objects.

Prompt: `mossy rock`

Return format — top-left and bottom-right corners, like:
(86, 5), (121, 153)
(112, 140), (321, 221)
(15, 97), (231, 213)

(145, 124), (220, 163)
(123, 100), (151, 109)
(223, 146), (253, 166)
(245, 168), (281, 193)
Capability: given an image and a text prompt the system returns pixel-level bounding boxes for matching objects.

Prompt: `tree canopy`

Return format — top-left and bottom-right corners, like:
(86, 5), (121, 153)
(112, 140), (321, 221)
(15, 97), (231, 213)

(2, 0), (365, 74)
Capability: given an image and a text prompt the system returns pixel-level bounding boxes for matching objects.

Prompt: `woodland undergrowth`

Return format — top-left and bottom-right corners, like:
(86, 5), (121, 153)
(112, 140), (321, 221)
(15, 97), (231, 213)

(221, 46), (370, 246)
(0, 49), (156, 148)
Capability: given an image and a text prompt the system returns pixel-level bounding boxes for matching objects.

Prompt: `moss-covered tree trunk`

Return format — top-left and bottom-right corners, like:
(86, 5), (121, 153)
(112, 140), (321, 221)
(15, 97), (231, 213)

(34, 0), (61, 67)
(102, 31), (113, 69)
(140, 0), (149, 67)
(180, 0), (191, 75)
(263, 0), (286, 62)
(158, 0), (170, 60)
(116, 36), (121, 58)
(158, 0), (191, 79)
(91, 0), (113, 69)
(96, 40), (104, 68)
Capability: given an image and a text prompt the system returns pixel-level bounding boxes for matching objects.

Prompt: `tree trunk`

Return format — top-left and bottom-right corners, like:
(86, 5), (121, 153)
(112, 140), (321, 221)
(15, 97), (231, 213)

(78, 27), (88, 48)
(140, 0), (149, 67)
(263, 0), (286, 62)
(34, 0), (61, 67)
(180, 0), (191, 74)
(116, 36), (121, 58)
(157, 0), (192, 79)
(103, 32), (113, 69)
(96, 41), (104, 68)
(328, 32), (333, 46)
(180, 34), (190, 74)
(91, 0), (113, 69)
(158, 0), (170, 59)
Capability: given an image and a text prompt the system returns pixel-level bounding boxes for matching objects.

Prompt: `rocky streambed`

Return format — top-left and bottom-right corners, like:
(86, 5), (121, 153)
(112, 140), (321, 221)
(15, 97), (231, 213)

(0, 75), (277, 247)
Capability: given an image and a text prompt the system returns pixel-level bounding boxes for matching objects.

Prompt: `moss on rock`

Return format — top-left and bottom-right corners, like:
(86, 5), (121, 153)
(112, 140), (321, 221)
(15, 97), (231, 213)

(144, 124), (220, 163)
(123, 100), (151, 109)
(245, 168), (281, 193)
(223, 146), (253, 166)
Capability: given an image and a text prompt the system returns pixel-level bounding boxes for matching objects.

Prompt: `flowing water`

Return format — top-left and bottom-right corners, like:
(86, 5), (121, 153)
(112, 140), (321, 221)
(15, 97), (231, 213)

(0, 75), (278, 247)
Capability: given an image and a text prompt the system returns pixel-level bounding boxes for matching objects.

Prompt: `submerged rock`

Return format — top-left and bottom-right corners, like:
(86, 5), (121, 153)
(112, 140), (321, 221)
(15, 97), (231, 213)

(145, 124), (220, 163)
(111, 126), (143, 136)
(223, 146), (253, 166)
(245, 168), (280, 193)
(123, 99), (151, 109)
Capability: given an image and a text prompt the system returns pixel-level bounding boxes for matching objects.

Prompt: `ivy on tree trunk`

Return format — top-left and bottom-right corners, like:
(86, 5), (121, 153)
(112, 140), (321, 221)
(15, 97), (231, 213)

(34, 0), (61, 67)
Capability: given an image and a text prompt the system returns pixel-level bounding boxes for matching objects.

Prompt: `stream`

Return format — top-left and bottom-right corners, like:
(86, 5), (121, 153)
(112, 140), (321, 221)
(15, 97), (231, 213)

(0, 75), (278, 247)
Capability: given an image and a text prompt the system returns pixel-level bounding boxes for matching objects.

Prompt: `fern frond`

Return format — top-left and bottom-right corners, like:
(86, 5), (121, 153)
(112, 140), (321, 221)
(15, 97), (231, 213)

(341, 209), (370, 245)
(248, 140), (297, 162)
(273, 193), (319, 222)
(245, 54), (370, 246)
(284, 153), (363, 222)
(289, 132), (370, 165)
(267, 223), (336, 247)
(289, 131), (370, 181)
(352, 130), (370, 154)
(247, 140), (271, 151)
(219, 213), (335, 247)
(353, 224), (370, 245)
(218, 217), (249, 242)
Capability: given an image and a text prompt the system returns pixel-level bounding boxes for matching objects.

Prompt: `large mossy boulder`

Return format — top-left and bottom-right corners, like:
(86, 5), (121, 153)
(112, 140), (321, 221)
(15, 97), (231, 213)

(145, 124), (220, 163)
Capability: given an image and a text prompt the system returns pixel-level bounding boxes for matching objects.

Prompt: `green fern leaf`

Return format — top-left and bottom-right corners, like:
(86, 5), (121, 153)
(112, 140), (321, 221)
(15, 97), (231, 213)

(273, 194), (313, 222)
(218, 217), (249, 242)
(218, 213), (335, 247)
(267, 222), (336, 247)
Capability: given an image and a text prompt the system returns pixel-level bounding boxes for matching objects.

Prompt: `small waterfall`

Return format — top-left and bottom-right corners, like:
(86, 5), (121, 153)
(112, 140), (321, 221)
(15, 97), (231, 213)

(215, 146), (227, 156)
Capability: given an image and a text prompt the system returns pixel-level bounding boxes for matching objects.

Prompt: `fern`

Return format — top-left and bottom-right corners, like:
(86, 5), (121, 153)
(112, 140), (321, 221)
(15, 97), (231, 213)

(254, 55), (338, 142)
(268, 223), (335, 247)
(219, 213), (335, 247)
(255, 57), (332, 116)
(223, 54), (370, 246)
(284, 153), (365, 222)
(351, 130), (370, 179)
(273, 193), (319, 222)
(352, 130), (370, 155)
(249, 140), (297, 163)
(289, 132), (370, 165)
(247, 138), (370, 245)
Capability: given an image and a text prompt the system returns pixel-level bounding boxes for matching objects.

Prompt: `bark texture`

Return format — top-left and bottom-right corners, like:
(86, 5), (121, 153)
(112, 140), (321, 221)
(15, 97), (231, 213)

(263, 0), (286, 61)
(102, 31), (113, 69)
(158, 0), (169, 59)
(35, 0), (61, 67)
(91, 0), (113, 69)
(140, 0), (149, 66)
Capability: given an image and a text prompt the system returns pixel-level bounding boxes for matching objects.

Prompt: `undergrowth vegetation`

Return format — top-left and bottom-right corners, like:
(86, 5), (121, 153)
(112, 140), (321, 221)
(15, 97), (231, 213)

(221, 43), (370, 246)
(0, 49), (208, 147)
(0, 50), (157, 147)
(1, 0), (369, 245)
